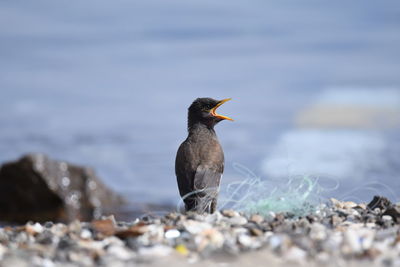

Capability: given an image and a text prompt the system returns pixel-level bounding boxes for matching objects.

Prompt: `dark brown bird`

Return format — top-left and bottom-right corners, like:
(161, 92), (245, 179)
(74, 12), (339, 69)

(175, 97), (233, 213)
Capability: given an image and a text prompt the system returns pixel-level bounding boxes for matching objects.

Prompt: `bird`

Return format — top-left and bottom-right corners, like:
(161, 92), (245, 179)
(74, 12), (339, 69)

(175, 97), (233, 213)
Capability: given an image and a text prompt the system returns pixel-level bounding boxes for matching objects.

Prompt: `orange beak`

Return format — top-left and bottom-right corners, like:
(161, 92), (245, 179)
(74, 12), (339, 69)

(210, 98), (234, 121)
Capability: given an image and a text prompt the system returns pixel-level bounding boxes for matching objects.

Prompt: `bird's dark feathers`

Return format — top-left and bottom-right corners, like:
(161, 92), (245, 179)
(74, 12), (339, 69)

(176, 98), (227, 213)
(175, 132), (224, 213)
(187, 98), (222, 130)
(189, 98), (219, 114)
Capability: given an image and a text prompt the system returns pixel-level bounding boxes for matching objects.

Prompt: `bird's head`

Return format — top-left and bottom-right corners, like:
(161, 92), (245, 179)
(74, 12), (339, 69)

(188, 97), (233, 129)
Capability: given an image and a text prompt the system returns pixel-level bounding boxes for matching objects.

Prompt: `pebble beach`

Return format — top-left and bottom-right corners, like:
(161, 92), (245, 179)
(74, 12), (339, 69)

(1, 197), (399, 267)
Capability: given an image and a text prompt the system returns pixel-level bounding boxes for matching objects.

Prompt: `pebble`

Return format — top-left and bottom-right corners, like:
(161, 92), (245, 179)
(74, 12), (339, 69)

(268, 235), (284, 250)
(221, 210), (239, 218)
(165, 229), (180, 239)
(381, 215), (393, 222)
(80, 229), (92, 239)
(195, 228), (224, 250)
(285, 246), (307, 262)
(249, 227), (263, 237)
(225, 216), (247, 226)
(237, 234), (253, 247)
(343, 201), (358, 209)
(26, 222), (44, 235)
(183, 220), (212, 235)
(91, 218), (116, 236)
(310, 223), (327, 241)
(249, 214), (264, 224)
(107, 245), (133, 260)
(204, 211), (223, 224)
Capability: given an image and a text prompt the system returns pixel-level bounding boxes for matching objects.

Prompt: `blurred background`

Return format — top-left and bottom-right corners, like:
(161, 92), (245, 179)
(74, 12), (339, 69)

(1, 0), (399, 213)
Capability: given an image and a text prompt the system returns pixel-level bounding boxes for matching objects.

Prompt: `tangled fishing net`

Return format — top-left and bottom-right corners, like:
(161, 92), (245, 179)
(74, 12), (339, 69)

(177, 162), (398, 216)
(217, 163), (330, 217)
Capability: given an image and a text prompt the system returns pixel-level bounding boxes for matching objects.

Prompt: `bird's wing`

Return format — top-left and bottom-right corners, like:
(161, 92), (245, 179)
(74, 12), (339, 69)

(193, 165), (222, 194)
(175, 140), (196, 198)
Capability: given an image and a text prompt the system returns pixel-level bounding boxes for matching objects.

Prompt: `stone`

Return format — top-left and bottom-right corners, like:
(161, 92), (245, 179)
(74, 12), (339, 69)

(330, 198), (342, 208)
(362, 214), (376, 223)
(204, 211), (223, 224)
(249, 214), (264, 224)
(237, 234), (253, 248)
(36, 230), (56, 245)
(68, 220), (82, 233)
(50, 223), (68, 237)
(367, 196), (393, 210)
(382, 206), (400, 223)
(268, 235), (284, 250)
(175, 244), (189, 256)
(68, 251), (94, 266)
(330, 215), (343, 226)
(225, 216), (247, 226)
(195, 228), (224, 251)
(91, 218), (116, 237)
(165, 229), (180, 239)
(342, 229), (362, 254)
(115, 223), (149, 239)
(183, 220), (212, 235)
(296, 218), (310, 229)
(249, 227), (263, 237)
(381, 215), (393, 222)
(25, 222), (44, 235)
(355, 203), (367, 210)
(80, 229), (92, 239)
(309, 223), (327, 241)
(342, 201), (357, 209)
(0, 154), (123, 223)
(107, 245), (133, 260)
(221, 210), (239, 218)
(44, 222), (54, 228)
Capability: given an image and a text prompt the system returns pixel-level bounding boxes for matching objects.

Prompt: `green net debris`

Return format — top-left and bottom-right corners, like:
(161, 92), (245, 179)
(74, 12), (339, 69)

(218, 163), (325, 217)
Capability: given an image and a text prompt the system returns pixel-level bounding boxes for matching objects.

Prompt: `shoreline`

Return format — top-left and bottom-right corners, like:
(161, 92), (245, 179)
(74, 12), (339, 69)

(0, 197), (399, 266)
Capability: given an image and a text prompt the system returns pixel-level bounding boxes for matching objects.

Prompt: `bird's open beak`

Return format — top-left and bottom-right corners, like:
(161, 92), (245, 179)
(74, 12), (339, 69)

(210, 98), (234, 121)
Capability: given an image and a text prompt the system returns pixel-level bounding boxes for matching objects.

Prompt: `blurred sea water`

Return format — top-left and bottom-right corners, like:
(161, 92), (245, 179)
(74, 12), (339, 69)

(0, 1), (400, 210)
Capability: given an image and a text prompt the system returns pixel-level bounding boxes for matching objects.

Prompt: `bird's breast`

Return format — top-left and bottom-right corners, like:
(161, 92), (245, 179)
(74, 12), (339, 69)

(186, 136), (224, 171)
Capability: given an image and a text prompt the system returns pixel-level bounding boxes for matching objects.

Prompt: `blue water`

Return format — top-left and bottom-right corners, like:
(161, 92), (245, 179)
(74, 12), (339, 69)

(1, 1), (400, 209)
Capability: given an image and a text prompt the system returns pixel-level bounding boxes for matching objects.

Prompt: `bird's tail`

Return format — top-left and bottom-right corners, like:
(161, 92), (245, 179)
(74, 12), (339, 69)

(183, 187), (219, 213)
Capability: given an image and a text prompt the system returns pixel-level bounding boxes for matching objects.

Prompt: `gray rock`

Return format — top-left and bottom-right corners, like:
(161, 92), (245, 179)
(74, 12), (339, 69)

(225, 216), (248, 226)
(381, 215), (393, 222)
(0, 154), (123, 223)
(107, 244), (134, 260)
(309, 223), (327, 241)
(367, 196), (392, 210)
(221, 210), (239, 218)
(164, 229), (180, 239)
(249, 214), (264, 224)
(382, 206), (400, 223)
